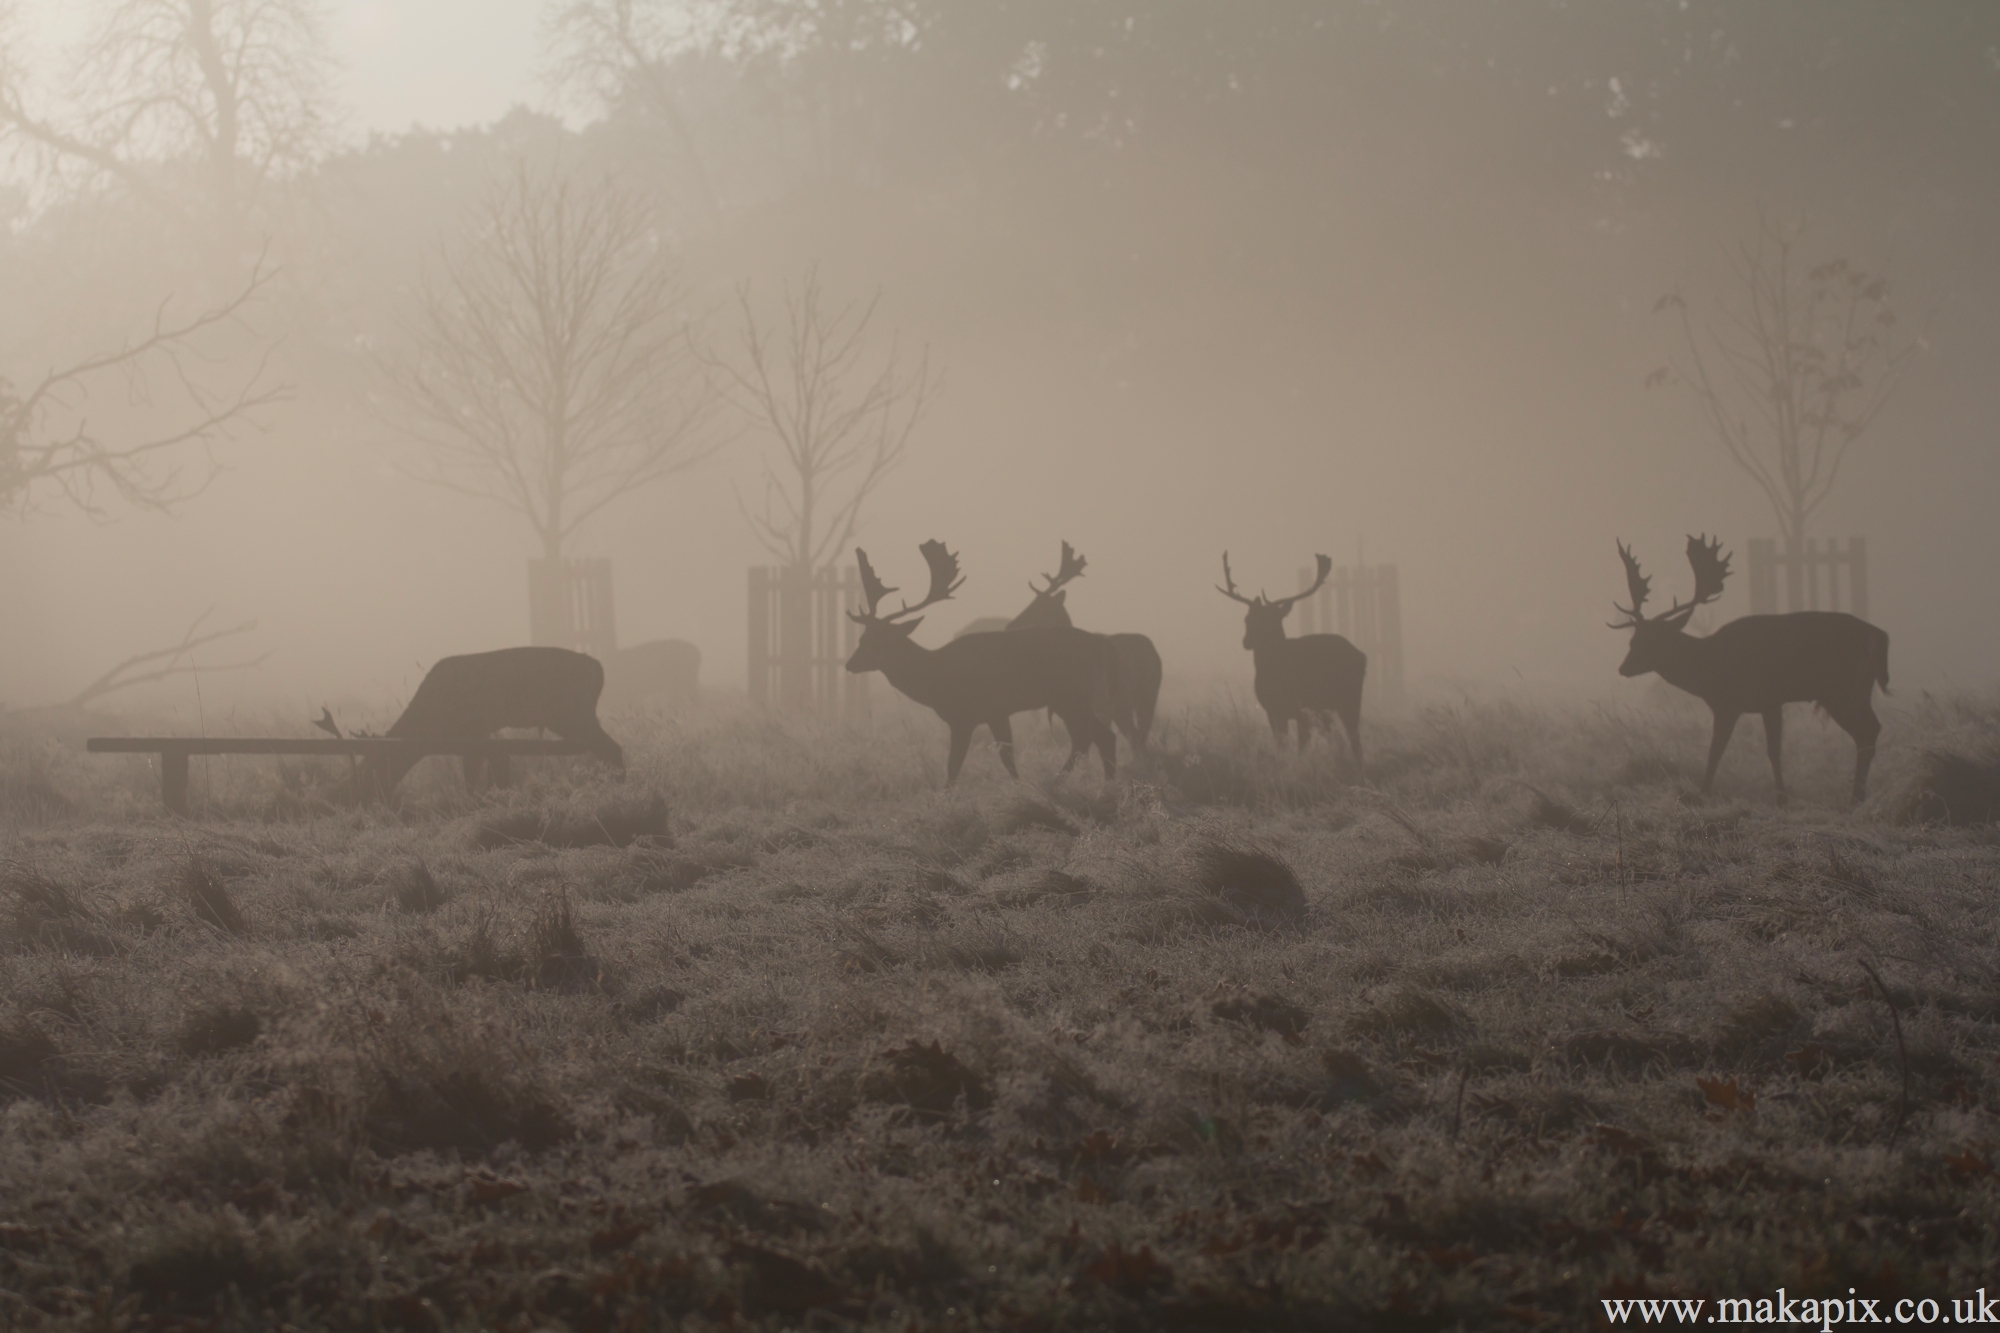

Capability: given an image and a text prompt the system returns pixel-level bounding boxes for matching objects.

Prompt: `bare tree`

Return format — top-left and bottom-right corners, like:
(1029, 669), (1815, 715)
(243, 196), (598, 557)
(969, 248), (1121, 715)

(0, 0), (335, 274)
(62, 606), (264, 709)
(0, 262), (284, 516)
(1650, 216), (1919, 556)
(710, 266), (933, 574)
(375, 162), (718, 564)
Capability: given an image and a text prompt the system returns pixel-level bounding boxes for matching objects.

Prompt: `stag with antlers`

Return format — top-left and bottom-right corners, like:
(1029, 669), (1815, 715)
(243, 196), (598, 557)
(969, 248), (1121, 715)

(1611, 535), (1890, 804)
(1002, 541), (1164, 753)
(1218, 553), (1367, 770)
(846, 541), (1119, 785)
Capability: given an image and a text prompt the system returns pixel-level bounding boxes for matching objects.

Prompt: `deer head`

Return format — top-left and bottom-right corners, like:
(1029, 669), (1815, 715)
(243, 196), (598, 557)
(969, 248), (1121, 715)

(1611, 535), (1731, 675)
(1218, 552), (1331, 651)
(846, 541), (965, 671)
(1011, 540), (1086, 629)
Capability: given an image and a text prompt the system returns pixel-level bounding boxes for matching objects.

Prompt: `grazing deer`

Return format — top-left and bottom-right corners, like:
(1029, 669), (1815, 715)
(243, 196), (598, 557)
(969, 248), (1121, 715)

(1004, 541), (1165, 753)
(1218, 553), (1366, 769)
(358, 646), (625, 799)
(845, 541), (1119, 786)
(1611, 535), (1889, 805)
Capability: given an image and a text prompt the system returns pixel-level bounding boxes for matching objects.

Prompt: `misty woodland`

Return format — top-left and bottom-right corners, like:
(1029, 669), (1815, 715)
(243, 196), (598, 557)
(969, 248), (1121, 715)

(1, 2), (1998, 1331)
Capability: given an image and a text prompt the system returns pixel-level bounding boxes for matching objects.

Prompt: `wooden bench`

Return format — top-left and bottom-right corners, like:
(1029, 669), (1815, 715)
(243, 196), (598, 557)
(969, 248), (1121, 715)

(87, 737), (595, 815)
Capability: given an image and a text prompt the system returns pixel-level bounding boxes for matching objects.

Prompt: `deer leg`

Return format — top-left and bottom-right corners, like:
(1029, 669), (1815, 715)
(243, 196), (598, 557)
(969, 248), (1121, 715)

(1267, 710), (1289, 746)
(1761, 706), (1787, 807)
(1703, 711), (1740, 795)
(1341, 707), (1364, 779)
(946, 725), (975, 787)
(1830, 699), (1882, 803)
(991, 717), (1021, 778)
(1098, 714), (1117, 779)
(461, 753), (483, 793)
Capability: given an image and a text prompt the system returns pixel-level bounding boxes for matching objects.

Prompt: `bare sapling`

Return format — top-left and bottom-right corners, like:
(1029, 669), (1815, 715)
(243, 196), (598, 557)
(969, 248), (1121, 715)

(1610, 535), (1889, 804)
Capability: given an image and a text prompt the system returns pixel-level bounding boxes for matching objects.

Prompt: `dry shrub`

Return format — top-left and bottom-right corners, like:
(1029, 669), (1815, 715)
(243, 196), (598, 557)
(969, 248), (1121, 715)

(0, 1012), (58, 1083)
(1552, 1029), (1697, 1073)
(859, 1040), (992, 1120)
(1712, 991), (1810, 1065)
(1346, 986), (1466, 1042)
(527, 886), (595, 989)
(1885, 749), (2000, 826)
(473, 788), (671, 849)
(178, 1003), (263, 1058)
(124, 1209), (297, 1317)
(336, 988), (573, 1157)
(0, 773), (73, 821)
(1195, 841), (1306, 925)
(2, 860), (118, 954)
(1212, 992), (1310, 1041)
(178, 855), (249, 937)
(389, 858), (446, 913)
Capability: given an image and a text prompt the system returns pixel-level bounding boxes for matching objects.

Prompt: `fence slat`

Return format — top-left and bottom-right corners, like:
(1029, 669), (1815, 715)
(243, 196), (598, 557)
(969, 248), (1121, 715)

(1299, 562), (1404, 703)
(747, 565), (870, 721)
(1744, 538), (1869, 618)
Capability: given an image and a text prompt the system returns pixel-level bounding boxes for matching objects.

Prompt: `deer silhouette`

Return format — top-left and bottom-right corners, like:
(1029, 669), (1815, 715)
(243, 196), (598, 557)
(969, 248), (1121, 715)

(1218, 553), (1366, 770)
(1003, 541), (1164, 753)
(357, 646), (624, 799)
(845, 541), (1119, 786)
(1612, 535), (1889, 804)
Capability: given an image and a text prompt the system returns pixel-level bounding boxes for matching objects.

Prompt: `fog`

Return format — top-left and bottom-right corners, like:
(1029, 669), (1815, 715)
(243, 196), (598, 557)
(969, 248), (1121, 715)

(0, 1), (1994, 723)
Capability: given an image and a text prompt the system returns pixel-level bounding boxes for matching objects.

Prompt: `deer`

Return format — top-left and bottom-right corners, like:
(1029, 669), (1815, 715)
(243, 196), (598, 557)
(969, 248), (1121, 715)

(1218, 553), (1366, 770)
(356, 646), (625, 800)
(1003, 540), (1165, 754)
(1611, 535), (1889, 805)
(845, 540), (1120, 786)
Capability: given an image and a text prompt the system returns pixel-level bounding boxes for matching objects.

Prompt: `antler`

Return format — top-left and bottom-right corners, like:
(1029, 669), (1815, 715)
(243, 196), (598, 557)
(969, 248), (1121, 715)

(1683, 534), (1731, 610)
(1610, 540), (1651, 627)
(851, 541), (964, 624)
(1219, 553), (1332, 609)
(1216, 551), (1257, 605)
(854, 548), (897, 619)
(1031, 540), (1087, 597)
(1269, 554), (1333, 611)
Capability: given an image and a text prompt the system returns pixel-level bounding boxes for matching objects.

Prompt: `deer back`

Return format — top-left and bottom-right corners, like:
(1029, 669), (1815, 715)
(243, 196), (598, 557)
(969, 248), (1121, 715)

(389, 647), (608, 738)
(1663, 612), (1887, 711)
(920, 627), (1116, 723)
(1253, 633), (1366, 714)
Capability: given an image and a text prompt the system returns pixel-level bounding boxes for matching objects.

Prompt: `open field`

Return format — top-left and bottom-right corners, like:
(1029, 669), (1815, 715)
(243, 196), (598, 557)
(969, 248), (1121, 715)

(1, 688), (1998, 1330)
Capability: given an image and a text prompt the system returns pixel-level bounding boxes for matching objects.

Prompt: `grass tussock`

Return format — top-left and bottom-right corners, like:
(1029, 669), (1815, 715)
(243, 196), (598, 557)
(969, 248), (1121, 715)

(177, 853), (249, 937)
(0, 692), (1992, 1327)
(1885, 747), (2000, 825)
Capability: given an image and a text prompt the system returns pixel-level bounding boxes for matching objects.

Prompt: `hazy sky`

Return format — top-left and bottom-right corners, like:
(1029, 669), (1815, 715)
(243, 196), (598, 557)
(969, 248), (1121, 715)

(21, 0), (553, 136)
(330, 0), (550, 133)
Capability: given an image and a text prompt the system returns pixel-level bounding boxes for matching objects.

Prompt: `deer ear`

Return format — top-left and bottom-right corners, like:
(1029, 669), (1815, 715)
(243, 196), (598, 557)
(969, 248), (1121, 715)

(1051, 591), (1066, 607)
(893, 618), (923, 637)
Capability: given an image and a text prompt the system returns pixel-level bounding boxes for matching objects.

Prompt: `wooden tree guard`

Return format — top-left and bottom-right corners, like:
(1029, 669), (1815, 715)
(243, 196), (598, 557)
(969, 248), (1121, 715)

(529, 557), (618, 660)
(748, 565), (869, 719)
(1297, 562), (1405, 704)
(1747, 537), (1868, 619)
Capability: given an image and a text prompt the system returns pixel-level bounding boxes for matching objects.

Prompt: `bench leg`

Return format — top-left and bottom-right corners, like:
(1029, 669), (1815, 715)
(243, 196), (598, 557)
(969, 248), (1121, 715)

(162, 752), (190, 816)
